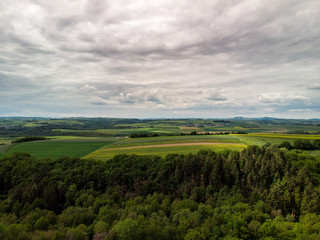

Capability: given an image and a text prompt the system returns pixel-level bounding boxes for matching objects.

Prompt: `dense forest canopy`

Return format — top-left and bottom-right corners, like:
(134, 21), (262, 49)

(0, 145), (320, 239)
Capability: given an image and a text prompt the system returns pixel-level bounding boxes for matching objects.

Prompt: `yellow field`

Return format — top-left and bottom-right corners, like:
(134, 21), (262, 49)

(84, 143), (247, 160)
(179, 127), (201, 130)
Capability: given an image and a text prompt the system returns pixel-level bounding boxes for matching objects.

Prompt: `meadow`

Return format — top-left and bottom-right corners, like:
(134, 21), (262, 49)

(235, 133), (320, 146)
(84, 144), (246, 160)
(106, 135), (241, 147)
(83, 133), (320, 160)
(0, 137), (16, 154)
(3, 132), (316, 160)
(1, 137), (115, 159)
(1, 134), (246, 160)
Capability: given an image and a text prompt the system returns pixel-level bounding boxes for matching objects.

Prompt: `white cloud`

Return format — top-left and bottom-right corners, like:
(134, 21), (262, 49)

(259, 93), (309, 104)
(0, 0), (320, 118)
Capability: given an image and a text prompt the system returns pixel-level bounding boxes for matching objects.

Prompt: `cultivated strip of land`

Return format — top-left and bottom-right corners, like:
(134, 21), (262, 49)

(83, 142), (247, 159)
(102, 142), (245, 150)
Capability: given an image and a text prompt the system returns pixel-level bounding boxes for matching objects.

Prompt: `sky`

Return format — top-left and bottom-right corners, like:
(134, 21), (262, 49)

(0, 0), (320, 119)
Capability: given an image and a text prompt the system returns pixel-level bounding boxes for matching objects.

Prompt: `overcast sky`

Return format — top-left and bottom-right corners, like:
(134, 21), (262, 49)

(1, 0), (320, 118)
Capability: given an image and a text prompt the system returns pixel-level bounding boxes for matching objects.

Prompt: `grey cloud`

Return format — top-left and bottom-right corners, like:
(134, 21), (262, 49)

(0, 0), (320, 118)
(207, 93), (228, 102)
(258, 93), (309, 104)
(308, 84), (320, 90)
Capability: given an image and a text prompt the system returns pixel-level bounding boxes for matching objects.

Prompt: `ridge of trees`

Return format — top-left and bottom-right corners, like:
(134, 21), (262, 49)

(11, 136), (47, 143)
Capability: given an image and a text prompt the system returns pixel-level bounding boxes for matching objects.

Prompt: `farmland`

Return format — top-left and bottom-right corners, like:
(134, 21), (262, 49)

(84, 135), (246, 159)
(84, 144), (246, 160)
(1, 137), (115, 159)
(1, 117), (320, 160)
(235, 133), (320, 146)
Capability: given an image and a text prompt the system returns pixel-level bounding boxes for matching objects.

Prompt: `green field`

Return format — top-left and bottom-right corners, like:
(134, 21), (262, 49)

(235, 133), (320, 146)
(95, 127), (181, 135)
(3, 132), (320, 160)
(83, 135), (245, 160)
(0, 144), (9, 154)
(1, 117), (319, 160)
(107, 135), (241, 148)
(1, 139), (114, 159)
(0, 137), (16, 144)
(84, 144), (246, 160)
(1, 135), (244, 160)
(0, 137), (16, 154)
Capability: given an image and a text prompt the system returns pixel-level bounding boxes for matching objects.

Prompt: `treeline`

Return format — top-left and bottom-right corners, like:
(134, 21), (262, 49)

(0, 126), (54, 137)
(11, 136), (47, 143)
(180, 131), (228, 136)
(180, 131), (247, 136)
(0, 146), (320, 239)
(279, 139), (320, 150)
(0, 127), (115, 138)
(45, 118), (141, 130)
(129, 132), (160, 138)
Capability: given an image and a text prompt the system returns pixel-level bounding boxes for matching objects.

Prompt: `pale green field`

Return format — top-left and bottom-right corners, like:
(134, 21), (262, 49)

(0, 137), (15, 144)
(0, 137), (16, 153)
(248, 133), (320, 139)
(95, 127), (181, 134)
(234, 133), (320, 146)
(2, 132), (319, 160)
(83, 135), (244, 160)
(106, 135), (240, 148)
(84, 144), (246, 160)
(0, 135), (241, 159)
(0, 144), (10, 154)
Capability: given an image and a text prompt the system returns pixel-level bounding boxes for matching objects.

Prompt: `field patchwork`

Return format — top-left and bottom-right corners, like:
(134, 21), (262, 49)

(84, 143), (246, 160)
(83, 135), (246, 160)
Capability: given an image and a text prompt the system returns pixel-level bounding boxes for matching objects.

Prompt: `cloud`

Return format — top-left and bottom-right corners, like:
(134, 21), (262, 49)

(308, 83), (320, 90)
(0, 0), (320, 118)
(258, 93), (309, 104)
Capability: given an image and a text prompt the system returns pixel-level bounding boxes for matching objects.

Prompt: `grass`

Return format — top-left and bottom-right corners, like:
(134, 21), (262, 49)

(95, 127), (181, 135)
(233, 133), (320, 146)
(0, 144), (9, 154)
(84, 135), (245, 160)
(1, 130), (319, 160)
(107, 135), (241, 147)
(84, 144), (246, 160)
(1, 140), (114, 159)
(247, 133), (320, 139)
(0, 137), (16, 144)
(0, 137), (16, 153)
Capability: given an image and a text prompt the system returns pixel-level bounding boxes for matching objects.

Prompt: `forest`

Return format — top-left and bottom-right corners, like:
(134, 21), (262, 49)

(0, 145), (320, 239)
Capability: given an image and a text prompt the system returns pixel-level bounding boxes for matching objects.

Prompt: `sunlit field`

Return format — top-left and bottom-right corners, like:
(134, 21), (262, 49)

(84, 144), (247, 160)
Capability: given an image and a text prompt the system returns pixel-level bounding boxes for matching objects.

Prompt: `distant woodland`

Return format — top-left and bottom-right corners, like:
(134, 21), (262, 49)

(1, 145), (320, 239)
